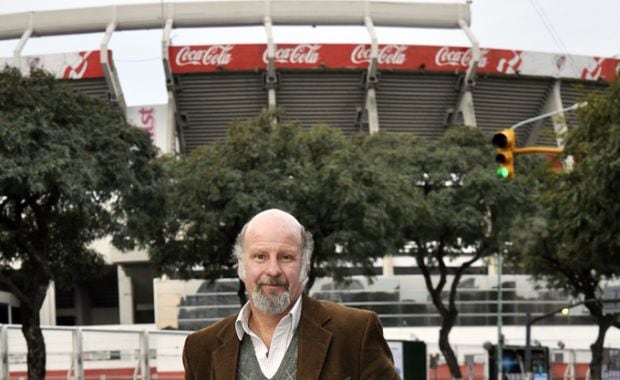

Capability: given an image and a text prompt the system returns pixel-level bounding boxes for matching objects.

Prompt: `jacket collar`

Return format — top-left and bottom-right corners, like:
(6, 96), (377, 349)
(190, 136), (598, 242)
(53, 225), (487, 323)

(212, 316), (241, 379)
(211, 294), (333, 379)
(297, 294), (333, 379)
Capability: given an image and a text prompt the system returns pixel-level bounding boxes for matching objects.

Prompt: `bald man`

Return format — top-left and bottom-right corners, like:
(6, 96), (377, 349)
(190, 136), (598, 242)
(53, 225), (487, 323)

(182, 209), (400, 379)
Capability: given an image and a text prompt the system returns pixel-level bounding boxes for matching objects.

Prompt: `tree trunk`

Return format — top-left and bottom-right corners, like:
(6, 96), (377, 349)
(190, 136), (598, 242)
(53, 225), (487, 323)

(589, 322), (610, 380)
(439, 318), (462, 380)
(21, 303), (46, 380)
(17, 266), (51, 380)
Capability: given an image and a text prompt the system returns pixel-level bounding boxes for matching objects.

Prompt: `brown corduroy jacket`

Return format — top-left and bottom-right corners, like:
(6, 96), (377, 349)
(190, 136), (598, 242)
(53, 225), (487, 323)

(182, 294), (401, 380)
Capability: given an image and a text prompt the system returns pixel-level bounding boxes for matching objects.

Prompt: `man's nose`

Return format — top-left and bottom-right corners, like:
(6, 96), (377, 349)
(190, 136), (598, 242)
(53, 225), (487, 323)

(265, 256), (282, 276)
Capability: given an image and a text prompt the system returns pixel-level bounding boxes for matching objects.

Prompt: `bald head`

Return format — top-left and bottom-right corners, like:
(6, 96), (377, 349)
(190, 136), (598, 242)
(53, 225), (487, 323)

(233, 209), (313, 284)
(245, 209), (303, 243)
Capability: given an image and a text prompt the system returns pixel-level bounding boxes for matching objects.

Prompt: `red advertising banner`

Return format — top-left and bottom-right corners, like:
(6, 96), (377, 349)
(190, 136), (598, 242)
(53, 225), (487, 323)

(169, 43), (619, 81)
(0, 50), (107, 79)
(60, 50), (107, 79)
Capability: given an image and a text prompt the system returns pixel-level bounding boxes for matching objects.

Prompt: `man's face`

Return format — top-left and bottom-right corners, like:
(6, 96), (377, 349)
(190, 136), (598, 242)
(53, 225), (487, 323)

(241, 214), (305, 315)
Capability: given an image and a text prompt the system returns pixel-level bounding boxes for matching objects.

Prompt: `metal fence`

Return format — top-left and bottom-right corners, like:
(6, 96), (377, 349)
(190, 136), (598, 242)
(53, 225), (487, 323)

(0, 325), (187, 380)
(0, 324), (595, 380)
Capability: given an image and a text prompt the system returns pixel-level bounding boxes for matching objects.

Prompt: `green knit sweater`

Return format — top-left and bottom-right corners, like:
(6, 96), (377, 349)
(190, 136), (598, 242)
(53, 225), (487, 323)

(237, 331), (299, 380)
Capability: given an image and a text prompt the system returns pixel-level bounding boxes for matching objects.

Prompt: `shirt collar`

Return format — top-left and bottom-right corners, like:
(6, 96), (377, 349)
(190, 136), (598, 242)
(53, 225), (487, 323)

(235, 295), (303, 341)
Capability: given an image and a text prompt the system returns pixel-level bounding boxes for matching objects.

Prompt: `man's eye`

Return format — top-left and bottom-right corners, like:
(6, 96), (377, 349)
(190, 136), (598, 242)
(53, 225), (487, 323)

(281, 255), (293, 261)
(255, 254), (267, 260)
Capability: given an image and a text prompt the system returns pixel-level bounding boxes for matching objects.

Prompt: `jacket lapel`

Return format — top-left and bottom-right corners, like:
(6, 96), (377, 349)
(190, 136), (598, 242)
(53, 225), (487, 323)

(297, 294), (333, 379)
(212, 319), (241, 380)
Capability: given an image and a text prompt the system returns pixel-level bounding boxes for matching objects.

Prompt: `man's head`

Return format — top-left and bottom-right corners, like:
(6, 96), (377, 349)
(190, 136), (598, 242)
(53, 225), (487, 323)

(233, 209), (313, 315)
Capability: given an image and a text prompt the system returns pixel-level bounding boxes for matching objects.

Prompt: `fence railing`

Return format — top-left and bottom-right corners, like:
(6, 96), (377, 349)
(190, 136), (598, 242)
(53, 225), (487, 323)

(0, 325), (187, 380)
(0, 324), (594, 380)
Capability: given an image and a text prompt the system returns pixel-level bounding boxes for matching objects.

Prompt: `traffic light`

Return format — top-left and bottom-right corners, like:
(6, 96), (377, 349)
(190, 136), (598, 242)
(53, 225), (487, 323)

(492, 129), (516, 181)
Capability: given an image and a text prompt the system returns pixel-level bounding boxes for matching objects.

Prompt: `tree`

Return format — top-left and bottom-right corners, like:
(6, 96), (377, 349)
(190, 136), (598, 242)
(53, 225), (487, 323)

(0, 68), (164, 379)
(510, 81), (620, 380)
(364, 127), (535, 379)
(149, 111), (415, 302)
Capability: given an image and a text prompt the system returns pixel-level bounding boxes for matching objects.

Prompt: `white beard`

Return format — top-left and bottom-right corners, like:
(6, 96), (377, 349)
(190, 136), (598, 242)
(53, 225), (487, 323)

(251, 286), (291, 315)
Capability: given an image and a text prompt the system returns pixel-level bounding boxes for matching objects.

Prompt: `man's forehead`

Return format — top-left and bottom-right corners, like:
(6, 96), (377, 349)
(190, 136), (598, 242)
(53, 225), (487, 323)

(244, 209), (302, 244)
(247, 210), (300, 231)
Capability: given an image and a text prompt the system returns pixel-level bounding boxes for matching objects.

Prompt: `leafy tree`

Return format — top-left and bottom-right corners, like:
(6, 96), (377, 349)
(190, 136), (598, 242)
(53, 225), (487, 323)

(149, 111), (415, 302)
(0, 68), (163, 379)
(363, 127), (535, 379)
(509, 81), (620, 380)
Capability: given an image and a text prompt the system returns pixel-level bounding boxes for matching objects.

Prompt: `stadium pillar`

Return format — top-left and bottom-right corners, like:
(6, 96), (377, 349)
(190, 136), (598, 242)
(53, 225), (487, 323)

(101, 20), (127, 111)
(448, 20), (479, 127)
(264, 16), (278, 111)
(162, 18), (186, 154)
(12, 13), (32, 69)
(525, 81), (564, 144)
(456, 90), (477, 127)
(364, 16), (380, 134)
(525, 80), (574, 170)
(118, 265), (135, 324)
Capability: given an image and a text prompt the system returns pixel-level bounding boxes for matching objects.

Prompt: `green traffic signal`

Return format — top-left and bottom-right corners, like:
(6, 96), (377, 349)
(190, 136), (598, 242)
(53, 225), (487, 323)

(496, 166), (510, 179)
(492, 129), (516, 181)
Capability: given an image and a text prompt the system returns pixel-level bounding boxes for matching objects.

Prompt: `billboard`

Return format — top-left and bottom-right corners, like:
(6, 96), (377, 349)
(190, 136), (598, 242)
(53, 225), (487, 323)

(169, 43), (620, 82)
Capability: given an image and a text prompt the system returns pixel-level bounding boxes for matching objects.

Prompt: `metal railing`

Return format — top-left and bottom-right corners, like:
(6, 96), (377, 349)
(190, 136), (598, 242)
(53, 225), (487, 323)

(0, 325), (188, 380)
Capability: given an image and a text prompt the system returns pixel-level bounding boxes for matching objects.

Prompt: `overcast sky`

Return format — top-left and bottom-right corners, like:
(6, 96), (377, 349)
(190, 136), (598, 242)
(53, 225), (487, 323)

(0, 0), (618, 106)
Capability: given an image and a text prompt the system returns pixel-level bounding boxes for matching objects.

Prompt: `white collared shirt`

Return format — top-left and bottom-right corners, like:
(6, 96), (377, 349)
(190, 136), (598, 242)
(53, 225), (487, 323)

(235, 296), (303, 378)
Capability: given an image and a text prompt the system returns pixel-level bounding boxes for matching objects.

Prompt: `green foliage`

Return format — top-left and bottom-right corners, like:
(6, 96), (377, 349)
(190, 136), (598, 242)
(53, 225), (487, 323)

(150, 112), (416, 284)
(365, 126), (533, 262)
(0, 66), (163, 289)
(508, 81), (620, 379)
(510, 81), (620, 289)
(0, 67), (164, 379)
(362, 126), (537, 380)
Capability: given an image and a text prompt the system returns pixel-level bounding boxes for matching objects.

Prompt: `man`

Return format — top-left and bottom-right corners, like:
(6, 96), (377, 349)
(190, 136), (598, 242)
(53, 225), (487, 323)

(183, 209), (400, 379)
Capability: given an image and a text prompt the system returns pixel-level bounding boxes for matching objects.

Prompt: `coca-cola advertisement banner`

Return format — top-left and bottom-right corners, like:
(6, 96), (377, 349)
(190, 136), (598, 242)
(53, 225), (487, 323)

(0, 50), (107, 79)
(170, 44), (619, 81)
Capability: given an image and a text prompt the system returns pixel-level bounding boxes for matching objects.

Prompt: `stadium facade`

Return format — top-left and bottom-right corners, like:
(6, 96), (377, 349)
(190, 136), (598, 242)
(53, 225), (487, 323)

(1, 0), (620, 361)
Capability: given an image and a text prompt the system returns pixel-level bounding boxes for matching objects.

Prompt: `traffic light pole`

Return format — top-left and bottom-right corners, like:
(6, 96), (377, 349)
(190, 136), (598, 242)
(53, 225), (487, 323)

(513, 146), (563, 155)
(509, 102), (587, 131)
(509, 103), (587, 158)
(492, 102), (586, 180)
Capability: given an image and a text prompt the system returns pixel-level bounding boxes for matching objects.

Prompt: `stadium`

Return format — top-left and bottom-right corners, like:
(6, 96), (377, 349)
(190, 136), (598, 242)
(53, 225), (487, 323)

(0, 1), (619, 379)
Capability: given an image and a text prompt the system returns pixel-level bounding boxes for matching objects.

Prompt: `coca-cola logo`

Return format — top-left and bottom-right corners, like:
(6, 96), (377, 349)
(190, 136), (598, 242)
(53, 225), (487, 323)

(262, 44), (321, 64)
(63, 51), (92, 79)
(350, 45), (407, 65)
(434, 46), (488, 68)
(175, 45), (233, 67)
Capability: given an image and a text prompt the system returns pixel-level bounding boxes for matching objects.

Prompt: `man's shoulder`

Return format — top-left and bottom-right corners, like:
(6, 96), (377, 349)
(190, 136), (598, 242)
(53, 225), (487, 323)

(307, 296), (376, 322)
(185, 313), (237, 347)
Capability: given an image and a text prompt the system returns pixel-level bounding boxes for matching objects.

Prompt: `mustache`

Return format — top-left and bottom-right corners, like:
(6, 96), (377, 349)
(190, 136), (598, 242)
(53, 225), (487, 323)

(257, 276), (289, 287)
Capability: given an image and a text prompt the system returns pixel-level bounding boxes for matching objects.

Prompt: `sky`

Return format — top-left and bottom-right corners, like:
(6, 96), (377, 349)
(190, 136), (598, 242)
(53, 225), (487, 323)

(0, 0), (619, 106)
